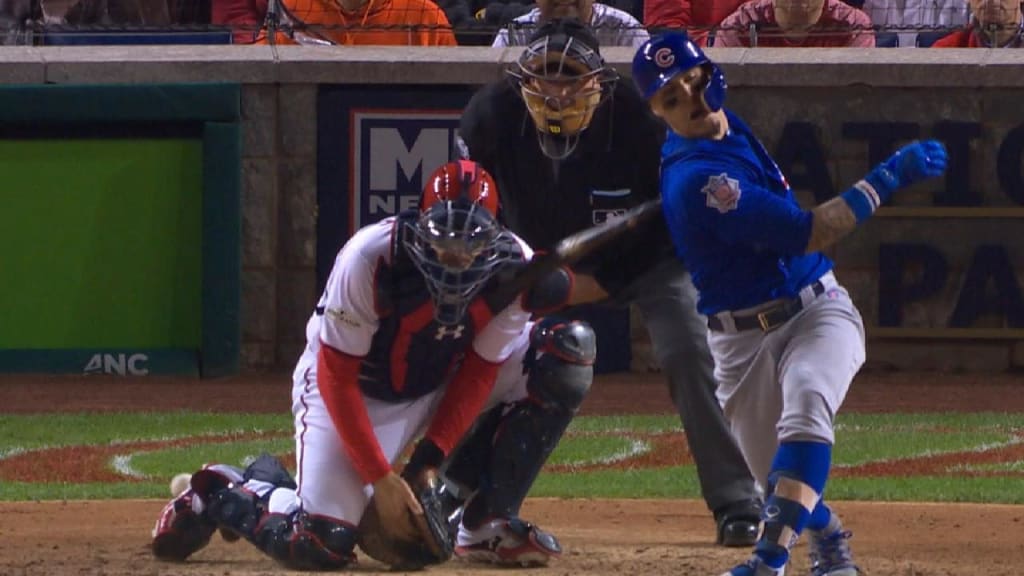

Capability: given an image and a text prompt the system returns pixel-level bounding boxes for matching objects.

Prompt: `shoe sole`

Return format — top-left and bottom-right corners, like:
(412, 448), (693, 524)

(454, 547), (554, 567)
(817, 568), (860, 576)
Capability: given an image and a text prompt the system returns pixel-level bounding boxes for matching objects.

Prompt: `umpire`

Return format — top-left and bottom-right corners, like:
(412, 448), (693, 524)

(453, 17), (762, 546)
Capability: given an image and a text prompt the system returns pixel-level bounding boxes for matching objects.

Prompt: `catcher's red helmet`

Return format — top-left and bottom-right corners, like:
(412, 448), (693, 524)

(419, 159), (499, 217)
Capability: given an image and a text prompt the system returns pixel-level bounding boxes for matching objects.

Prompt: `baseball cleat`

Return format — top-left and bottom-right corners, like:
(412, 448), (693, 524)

(721, 555), (786, 576)
(715, 499), (763, 547)
(455, 517), (562, 566)
(809, 529), (861, 576)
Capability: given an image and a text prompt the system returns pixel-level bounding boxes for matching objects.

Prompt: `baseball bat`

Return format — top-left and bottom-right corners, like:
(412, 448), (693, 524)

(491, 197), (664, 308)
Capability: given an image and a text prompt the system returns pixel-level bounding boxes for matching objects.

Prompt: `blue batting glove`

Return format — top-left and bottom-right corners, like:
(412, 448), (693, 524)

(843, 140), (948, 224)
(870, 139), (949, 201)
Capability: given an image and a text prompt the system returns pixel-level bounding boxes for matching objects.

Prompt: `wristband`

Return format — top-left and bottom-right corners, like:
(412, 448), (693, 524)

(842, 164), (900, 224)
(840, 180), (880, 224)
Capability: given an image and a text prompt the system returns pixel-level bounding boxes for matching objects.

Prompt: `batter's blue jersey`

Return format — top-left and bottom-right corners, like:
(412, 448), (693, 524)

(660, 110), (833, 315)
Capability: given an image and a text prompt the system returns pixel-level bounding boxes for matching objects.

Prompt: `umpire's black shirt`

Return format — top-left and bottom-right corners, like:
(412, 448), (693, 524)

(458, 78), (672, 299)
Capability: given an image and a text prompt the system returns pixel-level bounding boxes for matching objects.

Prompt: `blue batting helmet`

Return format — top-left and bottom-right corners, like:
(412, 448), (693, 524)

(631, 32), (727, 112)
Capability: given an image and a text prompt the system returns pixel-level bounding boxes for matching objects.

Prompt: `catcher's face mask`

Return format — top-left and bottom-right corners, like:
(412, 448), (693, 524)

(509, 32), (617, 160)
(404, 200), (509, 326)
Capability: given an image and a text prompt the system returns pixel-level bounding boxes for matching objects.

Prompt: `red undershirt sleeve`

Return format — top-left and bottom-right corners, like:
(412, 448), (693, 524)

(423, 349), (501, 455)
(317, 342), (391, 485)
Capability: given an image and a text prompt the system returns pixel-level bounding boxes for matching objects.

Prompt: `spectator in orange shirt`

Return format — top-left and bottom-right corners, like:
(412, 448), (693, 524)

(932, 0), (1022, 47)
(257, 0), (457, 45)
(642, 0), (745, 45)
(715, 0), (874, 47)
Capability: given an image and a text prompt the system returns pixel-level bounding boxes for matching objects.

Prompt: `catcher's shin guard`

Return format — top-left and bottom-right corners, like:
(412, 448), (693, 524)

(257, 511), (357, 571)
(457, 318), (595, 527)
(151, 463), (245, 561)
(151, 488), (216, 561)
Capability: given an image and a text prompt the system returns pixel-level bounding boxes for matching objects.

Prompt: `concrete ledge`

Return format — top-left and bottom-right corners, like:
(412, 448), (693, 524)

(0, 47), (47, 84)
(0, 45), (1020, 87)
(274, 45), (511, 84)
(38, 46), (280, 84)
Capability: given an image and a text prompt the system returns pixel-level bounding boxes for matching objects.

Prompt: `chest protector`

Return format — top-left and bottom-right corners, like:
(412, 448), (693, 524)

(358, 213), (522, 402)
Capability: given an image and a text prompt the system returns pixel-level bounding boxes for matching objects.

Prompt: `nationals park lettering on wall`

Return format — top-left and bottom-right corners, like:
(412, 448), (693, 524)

(775, 121), (1024, 335)
(316, 85), (1023, 336)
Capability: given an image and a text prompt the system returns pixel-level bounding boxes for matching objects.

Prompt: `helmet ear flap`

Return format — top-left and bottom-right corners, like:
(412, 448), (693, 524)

(700, 62), (727, 112)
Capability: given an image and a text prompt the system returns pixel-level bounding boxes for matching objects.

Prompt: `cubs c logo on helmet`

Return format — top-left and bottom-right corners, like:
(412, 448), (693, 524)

(632, 32), (728, 111)
(654, 47), (675, 68)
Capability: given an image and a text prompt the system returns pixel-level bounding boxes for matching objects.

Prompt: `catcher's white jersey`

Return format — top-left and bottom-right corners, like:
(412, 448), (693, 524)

(277, 217), (535, 524)
(299, 217), (532, 393)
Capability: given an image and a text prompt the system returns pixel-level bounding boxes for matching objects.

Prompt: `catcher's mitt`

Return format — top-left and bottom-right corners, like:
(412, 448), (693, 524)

(357, 468), (455, 570)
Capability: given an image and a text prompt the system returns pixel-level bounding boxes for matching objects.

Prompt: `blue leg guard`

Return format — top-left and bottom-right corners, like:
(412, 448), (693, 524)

(754, 441), (833, 569)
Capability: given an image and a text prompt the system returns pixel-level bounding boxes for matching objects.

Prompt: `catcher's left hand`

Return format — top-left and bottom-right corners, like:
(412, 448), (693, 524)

(357, 467), (455, 570)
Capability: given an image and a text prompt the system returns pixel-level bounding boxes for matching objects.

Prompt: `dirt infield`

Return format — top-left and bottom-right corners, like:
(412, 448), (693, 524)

(2, 370), (1024, 575)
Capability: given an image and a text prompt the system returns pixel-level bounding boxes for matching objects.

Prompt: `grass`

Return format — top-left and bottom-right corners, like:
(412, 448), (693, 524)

(1, 412), (1023, 503)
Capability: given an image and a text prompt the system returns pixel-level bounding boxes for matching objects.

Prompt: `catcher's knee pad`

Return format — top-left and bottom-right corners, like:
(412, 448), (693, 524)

(527, 317), (596, 413)
(257, 511), (357, 571)
(243, 453), (297, 489)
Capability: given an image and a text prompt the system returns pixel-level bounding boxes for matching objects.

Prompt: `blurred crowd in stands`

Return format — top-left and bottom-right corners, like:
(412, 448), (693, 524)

(0, 0), (1020, 48)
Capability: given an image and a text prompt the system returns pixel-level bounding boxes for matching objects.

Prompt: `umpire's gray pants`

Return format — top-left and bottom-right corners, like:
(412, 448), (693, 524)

(631, 259), (759, 511)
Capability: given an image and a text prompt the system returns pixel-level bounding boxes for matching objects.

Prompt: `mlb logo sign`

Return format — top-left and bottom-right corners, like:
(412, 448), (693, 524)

(352, 112), (463, 231)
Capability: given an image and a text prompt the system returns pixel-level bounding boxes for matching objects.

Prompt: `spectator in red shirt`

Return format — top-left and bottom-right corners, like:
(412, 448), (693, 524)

(642, 0), (744, 45)
(715, 0), (874, 47)
(212, 0), (268, 44)
(932, 0), (1023, 47)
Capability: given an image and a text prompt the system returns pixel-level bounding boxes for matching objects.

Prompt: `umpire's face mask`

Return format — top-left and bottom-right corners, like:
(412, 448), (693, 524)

(522, 66), (602, 159)
(510, 35), (615, 160)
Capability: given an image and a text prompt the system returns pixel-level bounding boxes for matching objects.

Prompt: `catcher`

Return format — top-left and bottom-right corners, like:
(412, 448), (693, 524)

(149, 160), (590, 570)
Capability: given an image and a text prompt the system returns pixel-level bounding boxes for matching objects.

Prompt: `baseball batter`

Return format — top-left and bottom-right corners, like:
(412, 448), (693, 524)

(631, 33), (948, 576)
(150, 160), (590, 569)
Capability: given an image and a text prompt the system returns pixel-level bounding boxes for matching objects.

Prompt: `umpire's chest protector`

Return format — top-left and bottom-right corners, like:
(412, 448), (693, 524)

(489, 92), (659, 250)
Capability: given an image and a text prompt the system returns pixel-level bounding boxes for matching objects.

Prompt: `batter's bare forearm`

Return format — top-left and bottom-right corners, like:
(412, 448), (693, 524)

(568, 273), (609, 305)
(806, 197), (858, 253)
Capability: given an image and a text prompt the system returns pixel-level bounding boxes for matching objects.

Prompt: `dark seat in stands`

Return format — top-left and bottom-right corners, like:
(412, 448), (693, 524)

(874, 31), (899, 47)
(916, 30), (953, 47)
(40, 27), (232, 45)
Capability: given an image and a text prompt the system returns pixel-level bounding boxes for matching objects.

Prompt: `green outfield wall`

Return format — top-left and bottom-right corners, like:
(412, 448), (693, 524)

(0, 84), (241, 377)
(0, 139), (203, 348)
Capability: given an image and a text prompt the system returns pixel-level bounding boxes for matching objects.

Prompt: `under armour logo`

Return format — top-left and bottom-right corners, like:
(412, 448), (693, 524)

(435, 324), (465, 340)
